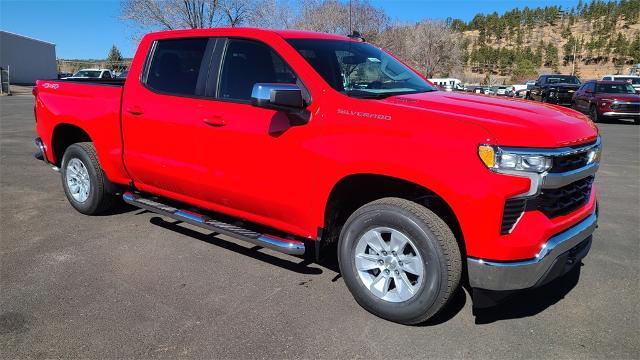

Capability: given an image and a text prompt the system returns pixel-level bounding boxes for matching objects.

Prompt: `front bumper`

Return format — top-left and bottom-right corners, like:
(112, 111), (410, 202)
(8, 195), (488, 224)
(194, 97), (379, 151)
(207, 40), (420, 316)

(602, 111), (640, 119)
(467, 210), (596, 291)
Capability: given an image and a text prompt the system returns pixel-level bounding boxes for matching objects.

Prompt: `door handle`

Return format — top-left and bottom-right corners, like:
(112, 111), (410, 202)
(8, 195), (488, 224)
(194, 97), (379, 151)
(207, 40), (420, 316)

(203, 116), (226, 127)
(126, 106), (144, 116)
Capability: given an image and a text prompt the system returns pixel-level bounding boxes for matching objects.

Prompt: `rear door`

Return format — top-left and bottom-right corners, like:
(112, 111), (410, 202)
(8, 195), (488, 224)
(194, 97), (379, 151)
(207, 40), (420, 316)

(122, 37), (218, 198)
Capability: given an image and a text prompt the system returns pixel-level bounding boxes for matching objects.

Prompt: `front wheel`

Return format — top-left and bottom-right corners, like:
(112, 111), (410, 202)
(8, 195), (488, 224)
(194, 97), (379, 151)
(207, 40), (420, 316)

(338, 198), (461, 325)
(61, 142), (116, 215)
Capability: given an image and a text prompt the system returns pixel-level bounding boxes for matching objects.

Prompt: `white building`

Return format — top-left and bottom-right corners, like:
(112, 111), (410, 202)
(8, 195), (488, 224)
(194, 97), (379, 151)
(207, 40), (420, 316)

(0, 31), (57, 84)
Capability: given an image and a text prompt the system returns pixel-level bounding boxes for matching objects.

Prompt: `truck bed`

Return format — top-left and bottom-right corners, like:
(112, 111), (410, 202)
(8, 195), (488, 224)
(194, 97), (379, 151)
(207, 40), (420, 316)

(34, 78), (128, 184)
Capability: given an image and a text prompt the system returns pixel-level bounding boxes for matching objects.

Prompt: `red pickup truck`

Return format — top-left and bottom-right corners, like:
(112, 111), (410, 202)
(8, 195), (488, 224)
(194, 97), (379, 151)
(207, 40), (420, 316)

(34, 28), (601, 324)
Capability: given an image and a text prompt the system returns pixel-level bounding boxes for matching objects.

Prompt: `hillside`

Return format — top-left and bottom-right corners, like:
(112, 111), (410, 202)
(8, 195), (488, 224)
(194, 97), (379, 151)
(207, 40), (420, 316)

(453, 0), (640, 83)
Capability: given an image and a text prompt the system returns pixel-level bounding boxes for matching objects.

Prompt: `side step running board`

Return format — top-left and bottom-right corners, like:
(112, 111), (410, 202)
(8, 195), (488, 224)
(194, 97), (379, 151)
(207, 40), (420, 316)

(123, 192), (305, 255)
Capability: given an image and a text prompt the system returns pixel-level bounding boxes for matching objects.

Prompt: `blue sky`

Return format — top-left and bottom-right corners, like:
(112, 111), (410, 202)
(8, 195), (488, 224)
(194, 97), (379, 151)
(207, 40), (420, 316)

(1, 0), (582, 59)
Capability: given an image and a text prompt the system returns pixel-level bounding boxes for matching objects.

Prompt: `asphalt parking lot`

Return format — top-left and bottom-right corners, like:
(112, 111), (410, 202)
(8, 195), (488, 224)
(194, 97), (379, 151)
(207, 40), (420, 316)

(1, 95), (638, 359)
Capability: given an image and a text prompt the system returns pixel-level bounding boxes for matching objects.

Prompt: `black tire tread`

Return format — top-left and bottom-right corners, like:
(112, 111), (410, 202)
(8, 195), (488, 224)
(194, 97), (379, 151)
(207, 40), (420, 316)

(62, 142), (115, 214)
(349, 197), (461, 324)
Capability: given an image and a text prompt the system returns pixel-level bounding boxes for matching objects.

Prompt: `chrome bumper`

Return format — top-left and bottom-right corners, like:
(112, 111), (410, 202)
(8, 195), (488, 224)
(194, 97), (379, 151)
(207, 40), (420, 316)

(467, 211), (597, 291)
(602, 112), (640, 117)
(35, 137), (49, 163)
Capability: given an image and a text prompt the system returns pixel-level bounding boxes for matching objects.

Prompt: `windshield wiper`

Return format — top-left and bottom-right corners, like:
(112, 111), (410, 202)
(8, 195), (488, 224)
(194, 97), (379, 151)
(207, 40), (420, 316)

(343, 89), (434, 99)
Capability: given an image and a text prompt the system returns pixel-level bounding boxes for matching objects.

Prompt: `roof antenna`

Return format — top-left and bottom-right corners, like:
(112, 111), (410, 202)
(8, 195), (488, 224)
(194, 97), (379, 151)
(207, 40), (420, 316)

(349, 0), (352, 35)
(346, 0), (365, 42)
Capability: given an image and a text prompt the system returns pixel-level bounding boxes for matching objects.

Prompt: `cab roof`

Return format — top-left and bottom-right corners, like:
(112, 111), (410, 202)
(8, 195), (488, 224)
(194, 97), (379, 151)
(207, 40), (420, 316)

(145, 27), (355, 41)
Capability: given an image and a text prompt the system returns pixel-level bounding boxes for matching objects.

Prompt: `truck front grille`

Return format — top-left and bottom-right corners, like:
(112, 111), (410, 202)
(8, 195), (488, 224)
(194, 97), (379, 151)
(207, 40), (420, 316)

(550, 152), (590, 173)
(502, 176), (594, 235)
(610, 102), (640, 112)
(530, 176), (594, 218)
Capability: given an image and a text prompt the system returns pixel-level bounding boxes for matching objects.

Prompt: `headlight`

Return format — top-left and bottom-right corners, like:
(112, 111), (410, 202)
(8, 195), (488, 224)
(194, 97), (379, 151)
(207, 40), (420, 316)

(586, 147), (602, 164)
(478, 145), (552, 173)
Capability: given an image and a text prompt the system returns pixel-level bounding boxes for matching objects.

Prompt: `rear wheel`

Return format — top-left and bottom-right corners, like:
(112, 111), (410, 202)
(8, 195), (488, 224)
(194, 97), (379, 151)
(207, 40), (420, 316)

(61, 142), (116, 215)
(338, 198), (461, 325)
(590, 105), (600, 123)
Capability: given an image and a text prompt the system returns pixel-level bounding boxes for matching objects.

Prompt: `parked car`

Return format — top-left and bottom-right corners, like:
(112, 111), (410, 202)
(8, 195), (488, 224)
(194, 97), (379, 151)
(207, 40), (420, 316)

(601, 75), (640, 93)
(33, 28), (601, 325)
(572, 80), (639, 124)
(57, 72), (73, 79)
(509, 84), (528, 97)
(116, 70), (129, 79)
(493, 86), (508, 96)
(63, 68), (114, 79)
(428, 78), (463, 91)
(528, 74), (581, 105)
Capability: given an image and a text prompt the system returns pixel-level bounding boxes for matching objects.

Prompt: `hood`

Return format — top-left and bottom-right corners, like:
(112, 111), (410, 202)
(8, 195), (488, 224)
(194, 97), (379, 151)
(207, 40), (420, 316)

(384, 91), (598, 148)
(595, 93), (640, 102)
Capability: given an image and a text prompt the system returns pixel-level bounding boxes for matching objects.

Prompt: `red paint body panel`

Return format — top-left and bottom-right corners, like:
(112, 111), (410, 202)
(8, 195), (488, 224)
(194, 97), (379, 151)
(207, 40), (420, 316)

(34, 28), (599, 262)
(34, 81), (130, 184)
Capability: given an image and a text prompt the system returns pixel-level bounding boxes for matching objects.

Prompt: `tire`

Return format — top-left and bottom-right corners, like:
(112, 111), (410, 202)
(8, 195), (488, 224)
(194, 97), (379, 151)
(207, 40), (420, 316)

(589, 105), (600, 123)
(61, 142), (115, 215)
(338, 197), (461, 325)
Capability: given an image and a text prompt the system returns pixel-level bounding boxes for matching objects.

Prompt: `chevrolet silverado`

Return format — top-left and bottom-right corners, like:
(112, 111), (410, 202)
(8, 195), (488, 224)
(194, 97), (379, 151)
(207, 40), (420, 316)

(34, 28), (601, 324)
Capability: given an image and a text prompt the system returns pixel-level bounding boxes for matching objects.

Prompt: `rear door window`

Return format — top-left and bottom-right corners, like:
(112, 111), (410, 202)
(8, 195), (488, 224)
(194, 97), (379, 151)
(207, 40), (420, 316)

(146, 38), (209, 96)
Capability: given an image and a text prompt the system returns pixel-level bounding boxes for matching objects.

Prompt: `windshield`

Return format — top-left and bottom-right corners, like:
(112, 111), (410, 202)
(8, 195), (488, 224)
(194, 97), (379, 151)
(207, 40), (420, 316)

(73, 70), (101, 78)
(596, 83), (636, 94)
(615, 77), (640, 85)
(287, 39), (436, 99)
(545, 76), (580, 84)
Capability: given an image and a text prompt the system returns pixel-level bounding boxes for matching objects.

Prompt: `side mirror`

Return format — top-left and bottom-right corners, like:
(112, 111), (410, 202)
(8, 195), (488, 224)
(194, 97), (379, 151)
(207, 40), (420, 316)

(251, 83), (304, 110)
(251, 83), (309, 126)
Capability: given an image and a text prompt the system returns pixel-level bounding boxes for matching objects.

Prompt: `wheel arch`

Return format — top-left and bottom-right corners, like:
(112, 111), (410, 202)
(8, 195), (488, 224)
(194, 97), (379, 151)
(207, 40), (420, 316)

(321, 173), (465, 257)
(51, 123), (93, 166)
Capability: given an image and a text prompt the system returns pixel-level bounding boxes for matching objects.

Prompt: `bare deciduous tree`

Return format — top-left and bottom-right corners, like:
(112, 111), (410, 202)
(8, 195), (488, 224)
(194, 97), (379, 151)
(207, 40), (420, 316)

(375, 21), (461, 78)
(405, 21), (462, 78)
(121, 0), (221, 30)
(120, 0), (463, 79)
(296, 0), (387, 37)
(220, 0), (252, 26)
(122, 0), (292, 30)
(250, 0), (297, 29)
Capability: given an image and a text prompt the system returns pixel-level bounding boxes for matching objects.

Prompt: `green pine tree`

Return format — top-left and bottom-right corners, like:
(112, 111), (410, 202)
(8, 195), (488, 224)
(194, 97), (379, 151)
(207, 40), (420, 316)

(106, 45), (125, 72)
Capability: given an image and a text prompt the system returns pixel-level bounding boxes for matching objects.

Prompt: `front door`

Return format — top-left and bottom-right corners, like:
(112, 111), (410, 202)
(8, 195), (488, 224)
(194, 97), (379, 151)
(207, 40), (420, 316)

(193, 38), (317, 234)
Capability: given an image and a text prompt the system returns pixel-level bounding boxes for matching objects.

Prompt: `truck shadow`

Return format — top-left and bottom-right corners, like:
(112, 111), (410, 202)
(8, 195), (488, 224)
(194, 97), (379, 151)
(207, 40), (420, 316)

(143, 214), (579, 325)
(148, 216), (323, 275)
(472, 265), (582, 324)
